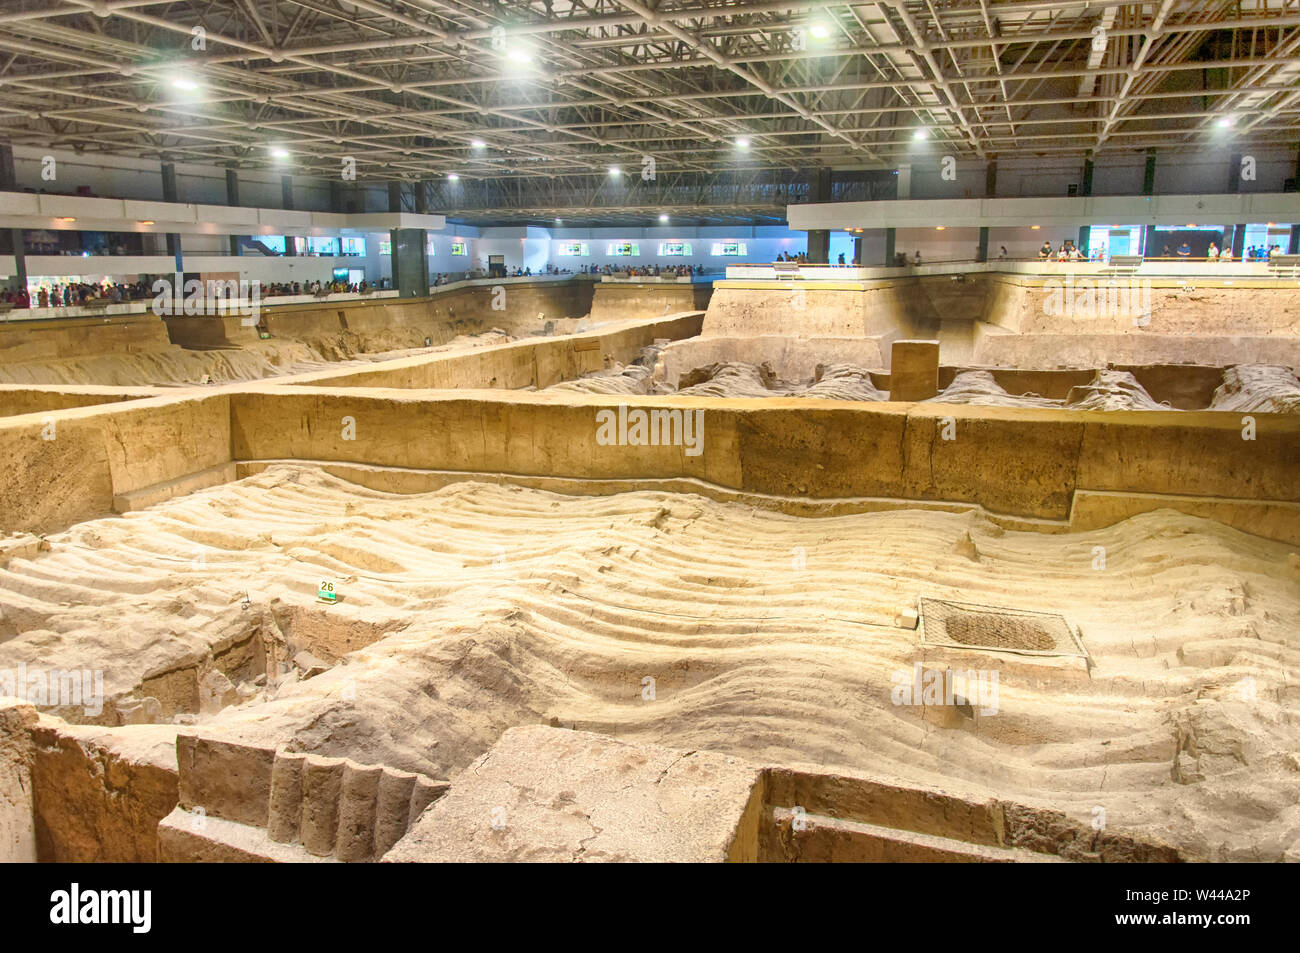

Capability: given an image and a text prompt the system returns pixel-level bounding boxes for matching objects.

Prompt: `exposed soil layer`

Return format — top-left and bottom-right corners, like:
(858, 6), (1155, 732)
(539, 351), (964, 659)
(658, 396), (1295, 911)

(1, 464), (1296, 861)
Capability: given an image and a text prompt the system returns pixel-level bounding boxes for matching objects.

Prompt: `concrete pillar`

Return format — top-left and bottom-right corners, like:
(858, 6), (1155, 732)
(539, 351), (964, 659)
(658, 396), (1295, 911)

(1290, 225), (1299, 255)
(280, 173), (298, 257)
(161, 161), (182, 267)
(977, 226), (989, 262)
(804, 168), (832, 264)
(1082, 157), (1094, 196)
(852, 236), (863, 265)
(1142, 150), (1156, 195)
(984, 160), (997, 198)
(390, 227), (428, 297)
(882, 227), (896, 266)
(0, 143), (26, 295)
(225, 168), (241, 256)
(896, 164), (912, 199)
(1078, 224), (1091, 254)
(387, 181), (403, 213)
(807, 230), (830, 263)
(890, 340), (939, 402)
(1231, 223), (1246, 259)
(414, 180), (429, 215)
(1228, 154), (1241, 193)
(1142, 224), (1157, 258)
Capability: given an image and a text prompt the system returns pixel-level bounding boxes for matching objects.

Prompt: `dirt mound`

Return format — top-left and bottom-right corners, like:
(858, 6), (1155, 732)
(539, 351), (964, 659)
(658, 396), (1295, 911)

(1209, 364), (1300, 414)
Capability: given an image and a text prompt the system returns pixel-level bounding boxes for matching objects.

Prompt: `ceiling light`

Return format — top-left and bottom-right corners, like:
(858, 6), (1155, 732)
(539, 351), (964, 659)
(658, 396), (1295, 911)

(736, 137), (751, 148)
(1031, 225), (1041, 230)
(447, 173), (460, 181)
(912, 129), (928, 140)
(608, 165), (621, 176)
(507, 48), (533, 64)
(56, 216), (76, 223)
(470, 139), (486, 149)
(270, 147), (289, 159)
(138, 220), (154, 226)
(809, 23), (831, 40)
(170, 78), (199, 91)
(1216, 117), (1232, 128)
(659, 214), (669, 223)
(935, 226), (946, 230)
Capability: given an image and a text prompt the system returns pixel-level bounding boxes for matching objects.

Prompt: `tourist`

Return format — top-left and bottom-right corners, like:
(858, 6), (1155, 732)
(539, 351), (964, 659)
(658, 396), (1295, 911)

(1177, 241), (1191, 257)
(912, 250), (922, 265)
(1207, 242), (1220, 260)
(1038, 241), (1052, 258)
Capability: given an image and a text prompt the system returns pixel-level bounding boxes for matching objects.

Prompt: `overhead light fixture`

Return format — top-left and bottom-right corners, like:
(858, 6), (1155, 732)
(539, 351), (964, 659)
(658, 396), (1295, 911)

(470, 139), (486, 149)
(270, 147), (290, 159)
(171, 77), (199, 91)
(912, 129), (928, 140)
(138, 220), (154, 226)
(736, 137), (751, 148)
(1216, 117), (1232, 128)
(659, 214), (669, 223)
(1031, 225), (1041, 230)
(506, 48), (533, 64)
(55, 216), (76, 223)
(608, 165), (621, 176)
(935, 226), (946, 230)
(809, 22), (831, 40)
(447, 173), (460, 181)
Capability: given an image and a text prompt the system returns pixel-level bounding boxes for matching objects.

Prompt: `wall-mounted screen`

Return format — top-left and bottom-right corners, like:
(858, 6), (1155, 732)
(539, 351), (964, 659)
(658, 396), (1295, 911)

(378, 240), (392, 255)
(658, 241), (692, 256)
(711, 241), (747, 256)
(606, 242), (639, 256)
(557, 241), (590, 256)
(450, 241), (468, 255)
(340, 236), (365, 256)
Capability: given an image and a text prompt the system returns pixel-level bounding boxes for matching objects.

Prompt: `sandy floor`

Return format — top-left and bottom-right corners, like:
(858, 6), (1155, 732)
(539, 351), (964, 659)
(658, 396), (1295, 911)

(1, 464), (1296, 860)
(0, 327), (524, 388)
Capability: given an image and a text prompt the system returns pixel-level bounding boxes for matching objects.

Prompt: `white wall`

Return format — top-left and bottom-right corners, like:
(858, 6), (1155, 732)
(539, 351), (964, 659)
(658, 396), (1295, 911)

(895, 145), (1296, 201)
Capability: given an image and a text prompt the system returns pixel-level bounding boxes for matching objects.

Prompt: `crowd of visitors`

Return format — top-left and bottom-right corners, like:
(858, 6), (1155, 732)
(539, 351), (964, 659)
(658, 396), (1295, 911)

(2, 279), (154, 309)
(0, 276), (394, 310)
